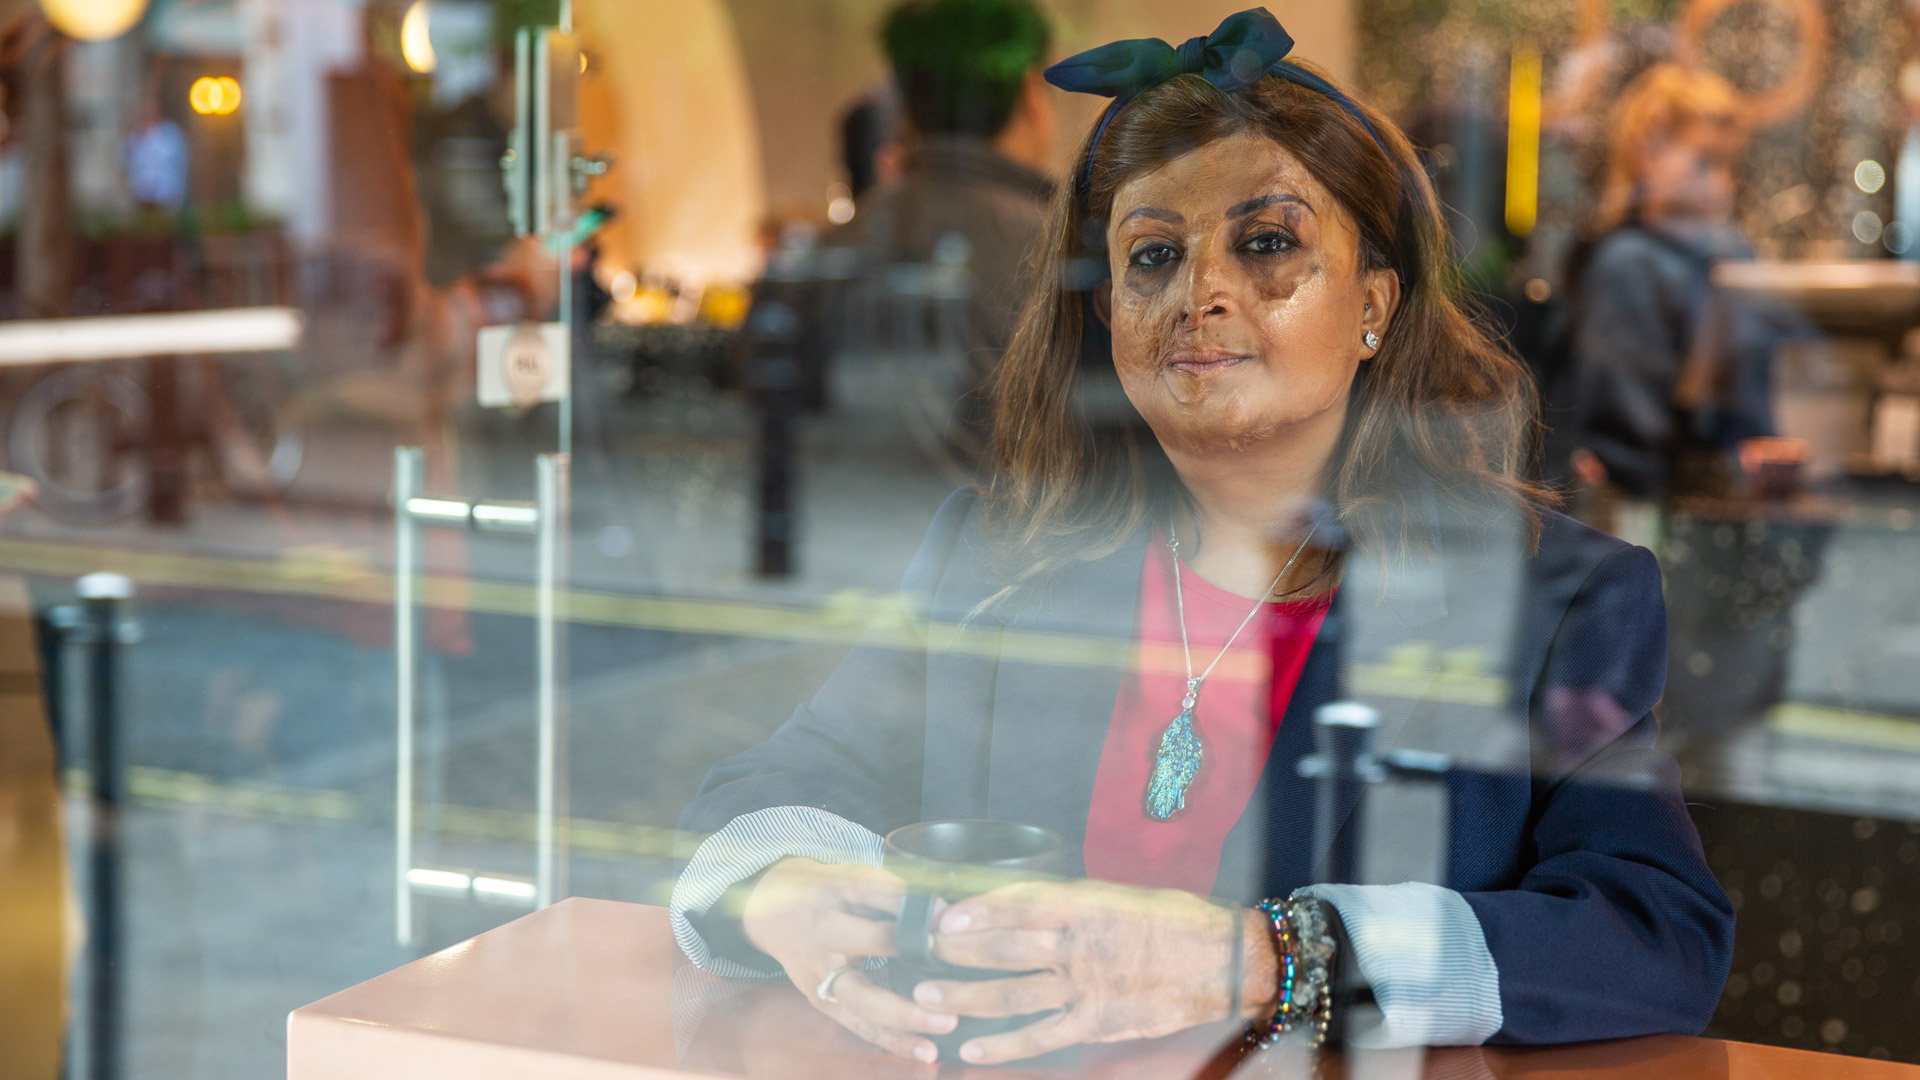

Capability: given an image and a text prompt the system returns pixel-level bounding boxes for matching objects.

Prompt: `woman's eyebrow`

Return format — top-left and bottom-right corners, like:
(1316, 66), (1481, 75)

(1226, 193), (1314, 219)
(1120, 206), (1184, 226)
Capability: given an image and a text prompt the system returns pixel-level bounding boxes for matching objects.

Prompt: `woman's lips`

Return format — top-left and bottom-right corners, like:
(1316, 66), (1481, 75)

(1168, 350), (1250, 375)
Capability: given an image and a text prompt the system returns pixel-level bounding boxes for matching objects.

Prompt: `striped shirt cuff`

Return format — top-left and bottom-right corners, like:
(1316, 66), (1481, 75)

(670, 805), (886, 978)
(1295, 882), (1503, 1046)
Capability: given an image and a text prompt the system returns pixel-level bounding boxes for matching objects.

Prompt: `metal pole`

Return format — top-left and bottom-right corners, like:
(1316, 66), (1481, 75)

(35, 606), (76, 765)
(556, 214), (568, 457)
(393, 447), (422, 946)
(534, 452), (570, 907)
(554, 128), (573, 458)
(78, 571), (133, 1080)
(543, 15), (574, 457)
(749, 300), (800, 576)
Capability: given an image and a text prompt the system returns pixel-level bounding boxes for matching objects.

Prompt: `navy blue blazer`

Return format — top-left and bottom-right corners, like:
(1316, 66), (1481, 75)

(681, 488), (1735, 1045)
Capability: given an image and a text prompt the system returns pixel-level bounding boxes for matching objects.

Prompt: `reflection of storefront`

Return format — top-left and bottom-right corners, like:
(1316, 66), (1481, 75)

(1357, 0), (1904, 272)
(1354, 0), (1920, 493)
(1354, 0), (1920, 1061)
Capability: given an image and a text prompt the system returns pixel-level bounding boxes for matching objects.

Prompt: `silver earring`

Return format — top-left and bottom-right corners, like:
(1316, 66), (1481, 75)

(1364, 330), (1380, 350)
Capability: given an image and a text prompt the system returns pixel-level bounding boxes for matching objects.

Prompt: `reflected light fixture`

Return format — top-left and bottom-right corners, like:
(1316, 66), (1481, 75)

(0, 307), (298, 364)
(191, 79), (218, 114)
(1856, 159), (1887, 194)
(826, 181), (855, 225)
(1853, 210), (1885, 245)
(401, 0), (437, 75)
(189, 76), (242, 116)
(1885, 220), (1914, 255)
(39, 0), (148, 41)
(609, 270), (638, 303)
(1503, 48), (1542, 238)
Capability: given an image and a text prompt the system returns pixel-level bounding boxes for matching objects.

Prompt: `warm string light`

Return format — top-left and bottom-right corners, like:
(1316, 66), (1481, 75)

(39, 0), (148, 41)
(189, 76), (242, 116)
(401, 1), (437, 75)
(608, 271), (638, 303)
(826, 182), (855, 225)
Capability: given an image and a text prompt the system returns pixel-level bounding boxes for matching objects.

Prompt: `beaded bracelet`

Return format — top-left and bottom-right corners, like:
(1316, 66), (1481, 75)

(1289, 899), (1336, 1046)
(1246, 898), (1335, 1049)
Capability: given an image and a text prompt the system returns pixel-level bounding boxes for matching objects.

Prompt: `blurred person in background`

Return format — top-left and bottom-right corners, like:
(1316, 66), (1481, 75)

(1565, 64), (1820, 786)
(809, 0), (1055, 469)
(759, 89), (904, 414)
(840, 89), (905, 201)
(1566, 64), (1805, 517)
(123, 93), (187, 216)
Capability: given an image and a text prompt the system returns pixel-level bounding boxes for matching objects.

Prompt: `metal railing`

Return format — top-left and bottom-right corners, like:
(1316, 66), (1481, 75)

(42, 573), (140, 1080)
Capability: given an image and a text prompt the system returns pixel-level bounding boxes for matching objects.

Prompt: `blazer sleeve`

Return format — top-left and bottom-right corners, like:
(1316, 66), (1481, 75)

(678, 487), (981, 840)
(670, 488), (983, 972)
(1463, 544), (1735, 1044)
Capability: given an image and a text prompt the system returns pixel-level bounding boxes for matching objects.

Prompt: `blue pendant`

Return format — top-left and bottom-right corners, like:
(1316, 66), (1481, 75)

(1145, 707), (1203, 821)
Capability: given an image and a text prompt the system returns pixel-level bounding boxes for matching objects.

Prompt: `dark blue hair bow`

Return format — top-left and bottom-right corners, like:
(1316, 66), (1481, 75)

(1043, 8), (1384, 197)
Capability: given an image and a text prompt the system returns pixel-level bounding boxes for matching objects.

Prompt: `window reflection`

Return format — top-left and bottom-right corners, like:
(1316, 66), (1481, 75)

(0, 0), (1913, 1076)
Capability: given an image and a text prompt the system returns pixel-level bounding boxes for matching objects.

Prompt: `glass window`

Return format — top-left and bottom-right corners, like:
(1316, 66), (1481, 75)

(0, 1), (1914, 1076)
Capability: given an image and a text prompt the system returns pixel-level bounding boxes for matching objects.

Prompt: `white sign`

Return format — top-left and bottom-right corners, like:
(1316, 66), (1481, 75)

(477, 321), (570, 408)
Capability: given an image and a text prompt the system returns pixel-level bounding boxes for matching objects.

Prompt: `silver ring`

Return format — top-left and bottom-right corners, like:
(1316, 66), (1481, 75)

(815, 965), (854, 1003)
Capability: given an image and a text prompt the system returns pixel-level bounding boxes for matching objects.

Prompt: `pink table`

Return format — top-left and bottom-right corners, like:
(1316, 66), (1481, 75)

(289, 898), (1920, 1079)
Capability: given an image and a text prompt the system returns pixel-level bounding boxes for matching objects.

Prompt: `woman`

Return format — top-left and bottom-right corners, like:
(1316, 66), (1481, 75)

(672, 10), (1732, 1065)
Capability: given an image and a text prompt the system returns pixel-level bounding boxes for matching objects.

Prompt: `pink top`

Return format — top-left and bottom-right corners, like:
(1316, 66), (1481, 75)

(1080, 531), (1331, 896)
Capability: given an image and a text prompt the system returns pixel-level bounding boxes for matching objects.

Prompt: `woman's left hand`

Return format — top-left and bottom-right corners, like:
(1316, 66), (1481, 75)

(914, 879), (1267, 1065)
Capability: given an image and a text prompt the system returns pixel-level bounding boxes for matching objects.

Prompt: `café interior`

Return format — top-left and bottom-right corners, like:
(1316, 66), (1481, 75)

(2, 0), (1920, 1076)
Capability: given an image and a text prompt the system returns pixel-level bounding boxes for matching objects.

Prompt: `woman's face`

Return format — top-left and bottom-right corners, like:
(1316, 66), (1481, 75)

(1101, 135), (1394, 460)
(1637, 119), (1740, 224)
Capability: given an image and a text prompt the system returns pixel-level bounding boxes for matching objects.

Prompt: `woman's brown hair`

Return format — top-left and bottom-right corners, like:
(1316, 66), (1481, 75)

(982, 65), (1548, 592)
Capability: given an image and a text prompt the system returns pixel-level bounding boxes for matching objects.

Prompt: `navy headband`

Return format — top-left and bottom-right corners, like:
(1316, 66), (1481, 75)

(1043, 8), (1386, 202)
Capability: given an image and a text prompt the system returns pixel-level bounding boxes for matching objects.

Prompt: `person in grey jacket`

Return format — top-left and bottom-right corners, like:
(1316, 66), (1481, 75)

(780, 0), (1057, 471)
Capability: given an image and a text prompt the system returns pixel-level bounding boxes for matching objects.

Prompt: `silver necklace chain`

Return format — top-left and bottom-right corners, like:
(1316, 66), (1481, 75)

(1167, 520), (1318, 709)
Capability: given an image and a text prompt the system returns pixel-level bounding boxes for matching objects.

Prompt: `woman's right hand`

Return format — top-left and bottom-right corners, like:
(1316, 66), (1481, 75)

(741, 857), (959, 1063)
